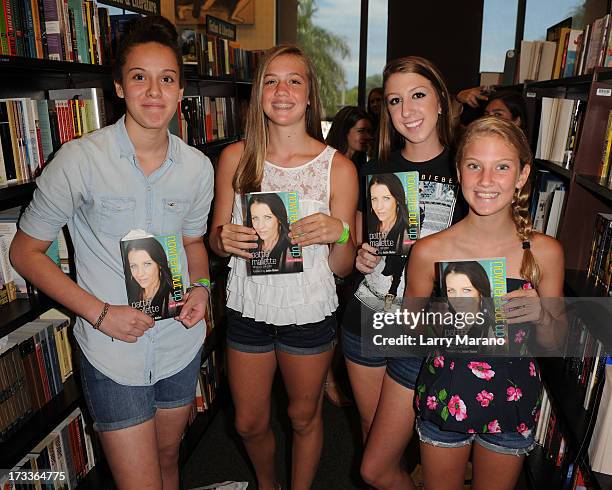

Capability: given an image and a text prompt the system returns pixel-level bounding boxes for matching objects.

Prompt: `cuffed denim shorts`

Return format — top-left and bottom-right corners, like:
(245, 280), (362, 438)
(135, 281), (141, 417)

(342, 328), (422, 390)
(80, 346), (203, 432)
(416, 417), (536, 456)
(226, 308), (336, 355)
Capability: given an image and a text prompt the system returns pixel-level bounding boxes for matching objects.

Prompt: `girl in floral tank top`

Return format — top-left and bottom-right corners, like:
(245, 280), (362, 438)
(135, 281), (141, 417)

(405, 117), (565, 489)
(209, 45), (358, 490)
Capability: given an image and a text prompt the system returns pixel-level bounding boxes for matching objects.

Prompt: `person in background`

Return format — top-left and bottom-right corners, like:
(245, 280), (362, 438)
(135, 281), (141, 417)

(209, 44), (358, 490)
(326, 105), (373, 168)
(10, 16), (213, 490)
(367, 87), (384, 159)
(456, 87), (527, 133)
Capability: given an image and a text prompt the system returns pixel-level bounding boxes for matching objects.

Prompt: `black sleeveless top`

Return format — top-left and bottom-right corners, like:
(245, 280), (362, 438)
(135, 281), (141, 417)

(416, 279), (541, 436)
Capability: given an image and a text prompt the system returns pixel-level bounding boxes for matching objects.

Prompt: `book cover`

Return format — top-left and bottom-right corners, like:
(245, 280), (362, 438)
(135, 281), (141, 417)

(120, 230), (185, 320)
(242, 191), (303, 275)
(438, 258), (508, 349)
(365, 171), (420, 255)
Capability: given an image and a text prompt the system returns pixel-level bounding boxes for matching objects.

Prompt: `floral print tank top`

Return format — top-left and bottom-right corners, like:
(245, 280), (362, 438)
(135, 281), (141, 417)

(416, 279), (541, 437)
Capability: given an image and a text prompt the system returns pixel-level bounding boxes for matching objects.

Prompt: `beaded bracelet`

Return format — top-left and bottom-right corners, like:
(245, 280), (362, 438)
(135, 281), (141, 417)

(336, 221), (350, 245)
(93, 302), (110, 330)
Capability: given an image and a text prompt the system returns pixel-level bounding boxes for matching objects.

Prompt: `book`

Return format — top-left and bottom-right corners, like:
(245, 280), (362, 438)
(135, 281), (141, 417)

(242, 191), (303, 275)
(437, 258), (508, 350)
(120, 230), (185, 320)
(365, 171), (420, 255)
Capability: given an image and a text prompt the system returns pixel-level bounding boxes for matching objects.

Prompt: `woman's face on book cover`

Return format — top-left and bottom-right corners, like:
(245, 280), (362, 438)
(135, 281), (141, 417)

(384, 72), (441, 150)
(128, 249), (161, 294)
(251, 202), (280, 250)
(262, 54), (310, 128)
(445, 272), (482, 316)
(115, 42), (184, 132)
(458, 134), (529, 217)
(370, 183), (398, 231)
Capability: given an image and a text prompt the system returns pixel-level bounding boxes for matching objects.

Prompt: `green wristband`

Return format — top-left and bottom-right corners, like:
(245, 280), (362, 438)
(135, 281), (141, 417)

(336, 221), (350, 245)
(188, 278), (211, 293)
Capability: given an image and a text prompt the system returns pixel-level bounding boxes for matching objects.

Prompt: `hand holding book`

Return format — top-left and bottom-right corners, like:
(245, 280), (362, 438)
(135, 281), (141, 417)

(218, 223), (259, 259)
(503, 287), (547, 324)
(93, 304), (154, 343)
(289, 213), (346, 246)
(355, 243), (381, 274)
(177, 286), (209, 328)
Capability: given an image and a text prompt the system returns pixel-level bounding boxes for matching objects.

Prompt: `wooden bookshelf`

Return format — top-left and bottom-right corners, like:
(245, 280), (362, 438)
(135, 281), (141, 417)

(0, 182), (36, 209)
(534, 159), (572, 179)
(575, 174), (612, 204)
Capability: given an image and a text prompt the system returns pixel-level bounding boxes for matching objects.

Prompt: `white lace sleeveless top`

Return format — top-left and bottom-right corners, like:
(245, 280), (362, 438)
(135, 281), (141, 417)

(227, 146), (339, 325)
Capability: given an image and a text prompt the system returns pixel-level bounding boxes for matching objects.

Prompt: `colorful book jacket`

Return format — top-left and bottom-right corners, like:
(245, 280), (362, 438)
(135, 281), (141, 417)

(438, 258), (508, 349)
(365, 171), (420, 255)
(242, 191), (303, 275)
(120, 231), (184, 320)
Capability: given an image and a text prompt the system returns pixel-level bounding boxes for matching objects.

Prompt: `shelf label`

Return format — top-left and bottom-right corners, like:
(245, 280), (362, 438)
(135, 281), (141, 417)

(596, 88), (612, 97)
(99, 0), (159, 15)
(526, 92), (536, 98)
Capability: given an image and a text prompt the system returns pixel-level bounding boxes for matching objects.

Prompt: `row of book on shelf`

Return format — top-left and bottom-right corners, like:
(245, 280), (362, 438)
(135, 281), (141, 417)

(596, 110), (612, 188)
(534, 314), (611, 487)
(0, 88), (245, 186)
(0, 311), (73, 443)
(0, 407), (96, 490)
(516, 12), (612, 83)
(587, 212), (612, 294)
(0, 88), (106, 185)
(1, 0), (114, 64)
(180, 28), (262, 80)
(0, 0), (262, 81)
(0, 206), (69, 306)
(534, 97), (585, 170)
(530, 169), (566, 239)
(175, 95), (245, 147)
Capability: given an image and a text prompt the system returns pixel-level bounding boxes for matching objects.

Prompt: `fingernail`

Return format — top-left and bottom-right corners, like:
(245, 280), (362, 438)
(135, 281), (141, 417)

(522, 283), (533, 290)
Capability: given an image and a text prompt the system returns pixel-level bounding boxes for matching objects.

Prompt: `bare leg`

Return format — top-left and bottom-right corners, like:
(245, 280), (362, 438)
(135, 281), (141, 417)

(360, 373), (417, 490)
(98, 418), (162, 490)
(345, 358), (386, 440)
(420, 441), (472, 490)
(472, 442), (525, 490)
(228, 347), (278, 490)
(155, 404), (194, 490)
(277, 349), (333, 490)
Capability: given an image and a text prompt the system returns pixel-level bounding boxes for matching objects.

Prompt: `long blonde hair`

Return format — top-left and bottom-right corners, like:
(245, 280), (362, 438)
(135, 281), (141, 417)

(455, 116), (540, 287)
(378, 56), (453, 163)
(233, 45), (324, 193)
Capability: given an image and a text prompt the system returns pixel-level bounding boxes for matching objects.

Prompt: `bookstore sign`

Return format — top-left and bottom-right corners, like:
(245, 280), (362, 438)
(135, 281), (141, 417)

(100, 0), (159, 15)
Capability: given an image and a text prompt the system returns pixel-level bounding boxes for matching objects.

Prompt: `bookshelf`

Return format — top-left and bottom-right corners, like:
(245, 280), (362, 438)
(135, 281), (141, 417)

(0, 39), (249, 486)
(517, 67), (612, 489)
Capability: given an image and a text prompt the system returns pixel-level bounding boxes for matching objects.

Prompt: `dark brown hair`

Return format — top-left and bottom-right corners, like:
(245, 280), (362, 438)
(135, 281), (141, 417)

(113, 15), (184, 88)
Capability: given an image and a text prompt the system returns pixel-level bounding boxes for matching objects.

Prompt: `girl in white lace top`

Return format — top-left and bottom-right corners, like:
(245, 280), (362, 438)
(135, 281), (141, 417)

(209, 45), (358, 490)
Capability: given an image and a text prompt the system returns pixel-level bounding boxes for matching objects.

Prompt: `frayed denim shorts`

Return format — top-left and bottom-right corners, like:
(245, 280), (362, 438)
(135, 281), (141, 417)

(342, 328), (423, 390)
(226, 309), (336, 356)
(416, 417), (536, 456)
(80, 346), (203, 432)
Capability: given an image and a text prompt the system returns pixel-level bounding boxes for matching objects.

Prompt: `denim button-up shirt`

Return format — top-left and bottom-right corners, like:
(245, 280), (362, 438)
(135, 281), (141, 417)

(20, 116), (214, 385)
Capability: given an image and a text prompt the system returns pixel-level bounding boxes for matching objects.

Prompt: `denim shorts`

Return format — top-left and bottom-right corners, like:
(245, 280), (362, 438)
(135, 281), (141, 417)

(80, 346), (203, 432)
(342, 328), (422, 390)
(226, 309), (336, 355)
(416, 417), (536, 456)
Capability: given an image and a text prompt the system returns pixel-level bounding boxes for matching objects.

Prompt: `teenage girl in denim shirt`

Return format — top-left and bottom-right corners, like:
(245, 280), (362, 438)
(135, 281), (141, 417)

(11, 16), (213, 490)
